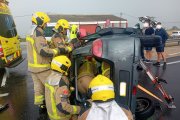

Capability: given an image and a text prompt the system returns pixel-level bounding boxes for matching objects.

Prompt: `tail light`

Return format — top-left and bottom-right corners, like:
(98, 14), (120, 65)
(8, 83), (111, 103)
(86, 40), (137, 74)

(0, 41), (4, 57)
(132, 86), (137, 95)
(92, 39), (103, 57)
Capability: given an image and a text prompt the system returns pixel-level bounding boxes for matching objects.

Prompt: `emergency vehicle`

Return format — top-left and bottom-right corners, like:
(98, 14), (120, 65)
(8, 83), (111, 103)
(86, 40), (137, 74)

(0, 0), (23, 68)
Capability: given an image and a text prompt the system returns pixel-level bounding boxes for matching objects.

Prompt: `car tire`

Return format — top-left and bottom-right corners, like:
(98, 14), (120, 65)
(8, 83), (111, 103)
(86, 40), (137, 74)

(135, 97), (155, 120)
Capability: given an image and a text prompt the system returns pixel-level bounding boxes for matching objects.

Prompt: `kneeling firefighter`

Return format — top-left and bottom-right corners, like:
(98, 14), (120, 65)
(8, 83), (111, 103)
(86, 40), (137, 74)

(45, 56), (81, 120)
(78, 75), (133, 120)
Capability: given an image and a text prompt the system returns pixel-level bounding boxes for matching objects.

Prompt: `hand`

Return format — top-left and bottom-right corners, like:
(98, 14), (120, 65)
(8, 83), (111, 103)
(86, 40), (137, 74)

(79, 101), (91, 116)
(65, 46), (72, 53)
(80, 101), (91, 109)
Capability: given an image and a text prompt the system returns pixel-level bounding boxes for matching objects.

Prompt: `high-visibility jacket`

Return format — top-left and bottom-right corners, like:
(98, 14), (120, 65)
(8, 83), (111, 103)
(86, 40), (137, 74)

(45, 71), (81, 120)
(77, 60), (97, 94)
(50, 32), (65, 48)
(26, 27), (59, 73)
(50, 32), (72, 52)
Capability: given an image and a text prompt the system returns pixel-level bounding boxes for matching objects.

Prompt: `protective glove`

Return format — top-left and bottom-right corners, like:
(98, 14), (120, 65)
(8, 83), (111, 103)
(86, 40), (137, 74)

(58, 46), (71, 54)
(80, 101), (91, 110)
(79, 101), (91, 116)
(70, 38), (81, 49)
(65, 46), (72, 53)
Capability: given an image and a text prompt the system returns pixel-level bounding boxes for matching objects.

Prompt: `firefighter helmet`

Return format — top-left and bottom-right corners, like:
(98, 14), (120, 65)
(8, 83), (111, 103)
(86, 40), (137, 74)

(55, 19), (70, 33)
(88, 75), (115, 102)
(31, 12), (50, 27)
(51, 55), (71, 75)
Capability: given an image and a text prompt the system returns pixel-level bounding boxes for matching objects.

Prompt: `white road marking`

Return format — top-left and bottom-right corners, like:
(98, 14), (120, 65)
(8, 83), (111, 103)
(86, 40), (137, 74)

(1, 71), (7, 87)
(167, 60), (180, 65)
(168, 52), (180, 56)
(160, 60), (180, 66)
(1, 68), (9, 87)
(0, 93), (9, 98)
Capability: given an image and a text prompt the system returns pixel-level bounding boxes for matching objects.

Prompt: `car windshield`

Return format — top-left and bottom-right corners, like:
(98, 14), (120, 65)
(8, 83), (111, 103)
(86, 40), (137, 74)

(44, 26), (54, 37)
(0, 14), (17, 38)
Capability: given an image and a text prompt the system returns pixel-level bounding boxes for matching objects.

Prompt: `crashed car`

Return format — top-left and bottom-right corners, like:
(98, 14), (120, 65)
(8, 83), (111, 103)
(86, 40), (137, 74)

(70, 27), (175, 119)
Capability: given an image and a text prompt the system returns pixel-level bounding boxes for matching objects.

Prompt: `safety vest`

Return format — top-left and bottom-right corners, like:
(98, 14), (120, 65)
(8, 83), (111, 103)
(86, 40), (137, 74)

(26, 36), (51, 73)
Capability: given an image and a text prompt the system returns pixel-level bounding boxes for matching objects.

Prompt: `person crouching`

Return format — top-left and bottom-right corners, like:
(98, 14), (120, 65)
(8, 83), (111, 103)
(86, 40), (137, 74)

(45, 55), (81, 120)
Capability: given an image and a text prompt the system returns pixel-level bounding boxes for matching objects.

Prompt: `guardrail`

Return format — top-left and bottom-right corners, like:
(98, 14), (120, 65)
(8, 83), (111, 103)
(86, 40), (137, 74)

(166, 38), (180, 46)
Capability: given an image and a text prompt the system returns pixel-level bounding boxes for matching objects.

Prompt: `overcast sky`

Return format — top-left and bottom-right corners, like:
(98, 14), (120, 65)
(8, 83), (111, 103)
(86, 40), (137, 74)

(9, 0), (180, 37)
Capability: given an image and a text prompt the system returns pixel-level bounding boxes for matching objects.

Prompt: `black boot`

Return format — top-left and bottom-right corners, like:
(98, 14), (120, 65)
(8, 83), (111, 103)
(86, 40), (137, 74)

(153, 62), (160, 67)
(38, 104), (47, 114)
(37, 104), (48, 120)
(163, 62), (167, 70)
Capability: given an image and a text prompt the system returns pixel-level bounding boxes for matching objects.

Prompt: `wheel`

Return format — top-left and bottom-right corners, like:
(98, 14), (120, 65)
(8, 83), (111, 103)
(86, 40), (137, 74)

(135, 97), (155, 120)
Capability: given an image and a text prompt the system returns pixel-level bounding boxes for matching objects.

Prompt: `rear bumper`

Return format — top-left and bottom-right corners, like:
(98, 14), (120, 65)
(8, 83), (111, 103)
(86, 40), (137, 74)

(0, 56), (25, 68)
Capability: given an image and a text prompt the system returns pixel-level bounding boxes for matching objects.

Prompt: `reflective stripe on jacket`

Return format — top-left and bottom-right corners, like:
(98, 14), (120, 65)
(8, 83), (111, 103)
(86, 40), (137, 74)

(45, 71), (81, 120)
(26, 27), (58, 73)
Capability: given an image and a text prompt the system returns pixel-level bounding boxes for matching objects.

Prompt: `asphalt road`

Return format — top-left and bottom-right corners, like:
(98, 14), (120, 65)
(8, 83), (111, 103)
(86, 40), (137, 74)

(0, 44), (179, 120)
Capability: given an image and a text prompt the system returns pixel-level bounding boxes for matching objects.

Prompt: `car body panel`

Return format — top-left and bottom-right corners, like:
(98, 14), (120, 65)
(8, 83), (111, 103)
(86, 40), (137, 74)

(72, 28), (141, 113)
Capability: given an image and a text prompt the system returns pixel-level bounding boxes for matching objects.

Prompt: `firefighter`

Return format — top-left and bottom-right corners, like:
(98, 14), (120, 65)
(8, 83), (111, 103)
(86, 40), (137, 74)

(51, 19), (72, 49)
(70, 24), (78, 40)
(26, 12), (71, 111)
(45, 55), (81, 120)
(78, 75), (133, 120)
(69, 24), (81, 49)
(77, 58), (97, 95)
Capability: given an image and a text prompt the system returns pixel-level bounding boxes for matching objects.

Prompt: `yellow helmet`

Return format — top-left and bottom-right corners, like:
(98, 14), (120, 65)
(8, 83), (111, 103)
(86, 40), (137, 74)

(89, 75), (115, 102)
(55, 19), (70, 33)
(51, 55), (71, 75)
(70, 24), (78, 40)
(31, 12), (50, 27)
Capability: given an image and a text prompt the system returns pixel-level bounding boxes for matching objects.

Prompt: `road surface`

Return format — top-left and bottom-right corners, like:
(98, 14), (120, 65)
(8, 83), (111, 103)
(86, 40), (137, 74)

(0, 44), (179, 120)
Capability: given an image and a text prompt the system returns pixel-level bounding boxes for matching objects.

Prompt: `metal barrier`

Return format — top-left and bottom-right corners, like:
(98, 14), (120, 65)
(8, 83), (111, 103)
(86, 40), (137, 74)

(166, 39), (180, 45)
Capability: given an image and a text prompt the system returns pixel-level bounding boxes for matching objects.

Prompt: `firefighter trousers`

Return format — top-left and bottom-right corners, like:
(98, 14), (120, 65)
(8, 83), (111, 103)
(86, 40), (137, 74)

(31, 70), (51, 105)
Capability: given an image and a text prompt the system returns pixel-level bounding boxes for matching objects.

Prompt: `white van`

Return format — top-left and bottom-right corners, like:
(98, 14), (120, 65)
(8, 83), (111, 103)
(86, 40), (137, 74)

(171, 31), (180, 39)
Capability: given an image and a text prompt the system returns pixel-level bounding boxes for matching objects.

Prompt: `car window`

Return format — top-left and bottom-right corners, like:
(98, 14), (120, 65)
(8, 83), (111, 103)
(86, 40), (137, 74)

(0, 14), (17, 38)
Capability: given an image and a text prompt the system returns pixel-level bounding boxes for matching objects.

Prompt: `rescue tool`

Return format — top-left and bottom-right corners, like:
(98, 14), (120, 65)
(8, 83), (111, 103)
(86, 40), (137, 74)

(139, 60), (176, 108)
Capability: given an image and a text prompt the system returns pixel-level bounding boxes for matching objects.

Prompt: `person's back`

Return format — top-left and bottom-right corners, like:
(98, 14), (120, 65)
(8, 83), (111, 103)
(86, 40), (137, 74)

(27, 26), (53, 72)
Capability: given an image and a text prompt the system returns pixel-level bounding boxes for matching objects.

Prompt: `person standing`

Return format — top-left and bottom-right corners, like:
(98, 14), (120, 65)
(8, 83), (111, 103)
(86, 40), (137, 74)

(143, 21), (155, 63)
(26, 12), (70, 112)
(153, 22), (168, 68)
(50, 19), (72, 50)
